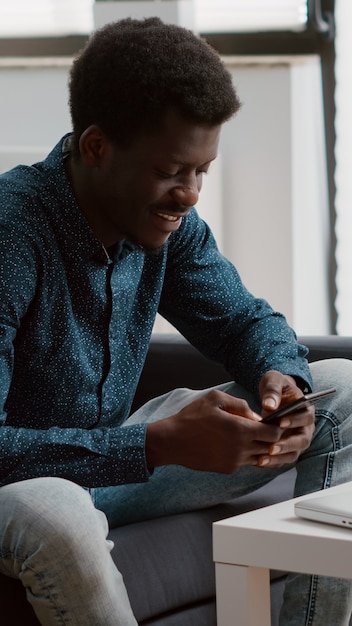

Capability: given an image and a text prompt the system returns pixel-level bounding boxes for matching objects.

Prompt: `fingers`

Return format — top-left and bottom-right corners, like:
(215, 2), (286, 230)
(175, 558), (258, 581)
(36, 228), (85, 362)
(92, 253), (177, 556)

(165, 389), (284, 473)
(215, 391), (261, 422)
(149, 387), (315, 474)
(256, 424), (315, 467)
(259, 371), (303, 413)
(259, 371), (288, 411)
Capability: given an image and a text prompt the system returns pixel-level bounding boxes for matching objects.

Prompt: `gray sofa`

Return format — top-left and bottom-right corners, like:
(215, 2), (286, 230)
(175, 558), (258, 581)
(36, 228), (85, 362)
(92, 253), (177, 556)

(2, 333), (352, 625)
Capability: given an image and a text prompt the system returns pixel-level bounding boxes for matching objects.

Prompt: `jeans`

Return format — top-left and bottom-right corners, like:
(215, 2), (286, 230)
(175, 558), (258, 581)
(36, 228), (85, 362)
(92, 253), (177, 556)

(1, 358), (352, 625)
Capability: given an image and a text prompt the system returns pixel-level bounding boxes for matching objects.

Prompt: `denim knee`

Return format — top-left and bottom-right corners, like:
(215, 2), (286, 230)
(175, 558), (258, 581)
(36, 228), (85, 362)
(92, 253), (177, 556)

(310, 358), (352, 422)
(0, 477), (109, 577)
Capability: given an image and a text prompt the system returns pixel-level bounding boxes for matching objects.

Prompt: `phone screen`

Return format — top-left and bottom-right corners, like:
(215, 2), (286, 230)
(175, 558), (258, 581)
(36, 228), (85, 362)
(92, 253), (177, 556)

(262, 387), (336, 424)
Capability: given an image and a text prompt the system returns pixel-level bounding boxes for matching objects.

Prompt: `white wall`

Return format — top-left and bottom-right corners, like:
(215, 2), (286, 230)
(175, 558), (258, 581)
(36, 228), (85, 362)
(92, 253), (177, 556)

(0, 54), (330, 335)
(0, 58), (71, 172)
(0, 58), (71, 149)
(198, 56), (330, 335)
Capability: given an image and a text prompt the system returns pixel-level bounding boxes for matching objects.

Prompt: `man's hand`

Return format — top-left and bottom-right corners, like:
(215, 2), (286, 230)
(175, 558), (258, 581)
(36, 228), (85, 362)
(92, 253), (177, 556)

(257, 370), (315, 468)
(146, 389), (284, 474)
(146, 373), (315, 474)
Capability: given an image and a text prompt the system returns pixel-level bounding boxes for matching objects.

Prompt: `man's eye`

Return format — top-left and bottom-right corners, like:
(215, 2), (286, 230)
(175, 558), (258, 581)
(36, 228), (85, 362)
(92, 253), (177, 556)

(155, 169), (177, 179)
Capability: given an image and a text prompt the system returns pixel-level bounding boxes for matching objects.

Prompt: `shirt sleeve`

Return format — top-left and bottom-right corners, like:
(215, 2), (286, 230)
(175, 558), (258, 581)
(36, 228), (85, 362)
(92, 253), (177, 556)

(160, 208), (312, 397)
(0, 422), (149, 487)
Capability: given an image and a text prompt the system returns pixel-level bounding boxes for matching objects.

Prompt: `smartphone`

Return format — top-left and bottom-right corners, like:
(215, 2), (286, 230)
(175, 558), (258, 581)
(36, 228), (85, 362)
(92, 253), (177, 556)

(262, 387), (336, 424)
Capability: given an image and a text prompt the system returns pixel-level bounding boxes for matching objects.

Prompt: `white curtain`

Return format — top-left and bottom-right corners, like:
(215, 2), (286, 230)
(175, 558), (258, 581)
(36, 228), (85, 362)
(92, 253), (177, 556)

(334, 0), (352, 334)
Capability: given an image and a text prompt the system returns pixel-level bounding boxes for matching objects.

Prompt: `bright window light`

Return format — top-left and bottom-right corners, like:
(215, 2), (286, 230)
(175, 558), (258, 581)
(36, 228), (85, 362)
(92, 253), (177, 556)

(0, 0), (308, 38)
(0, 0), (94, 37)
(195, 0), (308, 33)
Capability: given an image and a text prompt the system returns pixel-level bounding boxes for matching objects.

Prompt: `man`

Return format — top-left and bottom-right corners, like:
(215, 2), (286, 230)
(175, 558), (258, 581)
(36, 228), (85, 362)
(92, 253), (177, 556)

(0, 17), (351, 626)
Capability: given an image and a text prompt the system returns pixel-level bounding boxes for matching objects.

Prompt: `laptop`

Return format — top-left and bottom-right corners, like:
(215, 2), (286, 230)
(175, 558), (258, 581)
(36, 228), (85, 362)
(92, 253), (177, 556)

(295, 486), (352, 530)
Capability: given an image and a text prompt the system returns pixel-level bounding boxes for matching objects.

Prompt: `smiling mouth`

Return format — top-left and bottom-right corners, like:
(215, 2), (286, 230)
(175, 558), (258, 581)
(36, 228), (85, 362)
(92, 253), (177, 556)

(156, 212), (181, 222)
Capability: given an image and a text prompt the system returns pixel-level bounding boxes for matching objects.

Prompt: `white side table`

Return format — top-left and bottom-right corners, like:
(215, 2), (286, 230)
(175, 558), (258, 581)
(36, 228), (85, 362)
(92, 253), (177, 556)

(213, 482), (352, 626)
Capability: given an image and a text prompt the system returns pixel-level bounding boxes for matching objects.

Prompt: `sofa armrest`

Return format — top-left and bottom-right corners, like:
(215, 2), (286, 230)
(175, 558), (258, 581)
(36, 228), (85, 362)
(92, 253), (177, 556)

(131, 333), (352, 412)
(298, 335), (352, 362)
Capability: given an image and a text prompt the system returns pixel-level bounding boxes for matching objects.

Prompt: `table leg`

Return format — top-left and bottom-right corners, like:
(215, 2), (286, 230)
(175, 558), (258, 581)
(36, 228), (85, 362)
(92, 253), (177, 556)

(215, 563), (271, 626)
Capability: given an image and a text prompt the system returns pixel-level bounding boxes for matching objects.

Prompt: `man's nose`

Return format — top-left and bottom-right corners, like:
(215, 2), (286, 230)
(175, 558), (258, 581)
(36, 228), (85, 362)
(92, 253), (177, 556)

(170, 184), (199, 208)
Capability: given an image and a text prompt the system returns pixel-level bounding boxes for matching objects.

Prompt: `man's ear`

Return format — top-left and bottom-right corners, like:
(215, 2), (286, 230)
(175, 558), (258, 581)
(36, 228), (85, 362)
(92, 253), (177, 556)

(78, 125), (110, 167)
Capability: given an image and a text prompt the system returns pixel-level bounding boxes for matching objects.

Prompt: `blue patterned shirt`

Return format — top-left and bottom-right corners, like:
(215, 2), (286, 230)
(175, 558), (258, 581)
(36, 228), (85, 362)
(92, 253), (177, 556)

(0, 136), (312, 487)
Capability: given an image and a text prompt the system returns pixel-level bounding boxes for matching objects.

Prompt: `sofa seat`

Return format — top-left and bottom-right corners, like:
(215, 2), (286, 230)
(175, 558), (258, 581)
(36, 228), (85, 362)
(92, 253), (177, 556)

(110, 470), (295, 625)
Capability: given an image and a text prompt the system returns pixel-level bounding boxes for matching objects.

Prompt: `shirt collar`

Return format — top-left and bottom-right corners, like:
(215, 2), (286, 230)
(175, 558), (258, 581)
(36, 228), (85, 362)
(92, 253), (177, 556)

(42, 135), (140, 265)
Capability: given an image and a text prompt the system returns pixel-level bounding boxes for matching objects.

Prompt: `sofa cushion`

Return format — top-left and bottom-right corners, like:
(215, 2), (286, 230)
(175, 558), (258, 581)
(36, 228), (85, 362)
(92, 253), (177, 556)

(110, 470), (295, 623)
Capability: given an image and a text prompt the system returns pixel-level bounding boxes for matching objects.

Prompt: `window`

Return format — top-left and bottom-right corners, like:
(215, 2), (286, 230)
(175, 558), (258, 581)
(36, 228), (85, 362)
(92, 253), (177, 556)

(0, 0), (93, 37)
(0, 0), (308, 38)
(195, 0), (308, 33)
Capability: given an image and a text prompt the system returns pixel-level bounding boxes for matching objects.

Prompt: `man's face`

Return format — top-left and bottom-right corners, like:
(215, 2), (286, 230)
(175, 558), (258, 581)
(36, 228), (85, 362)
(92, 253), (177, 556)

(82, 110), (221, 250)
